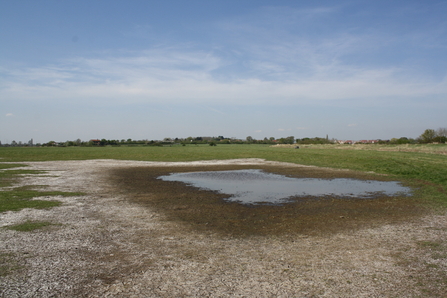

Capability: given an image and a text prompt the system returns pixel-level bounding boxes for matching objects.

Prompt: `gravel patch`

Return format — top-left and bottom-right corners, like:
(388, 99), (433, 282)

(1, 159), (446, 297)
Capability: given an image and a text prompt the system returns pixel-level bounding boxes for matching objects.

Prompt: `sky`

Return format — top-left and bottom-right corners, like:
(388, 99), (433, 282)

(1, 0), (447, 144)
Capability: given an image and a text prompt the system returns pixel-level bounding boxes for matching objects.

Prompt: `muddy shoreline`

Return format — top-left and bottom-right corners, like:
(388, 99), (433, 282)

(109, 164), (425, 237)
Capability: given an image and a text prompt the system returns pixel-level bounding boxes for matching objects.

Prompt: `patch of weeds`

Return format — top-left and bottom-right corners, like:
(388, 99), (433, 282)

(2, 169), (47, 176)
(402, 239), (447, 295)
(432, 252), (447, 259)
(0, 164), (50, 190)
(426, 263), (440, 269)
(0, 164), (32, 187)
(5, 220), (56, 232)
(1, 165), (84, 213)
(0, 187), (85, 213)
(0, 252), (20, 277)
(417, 240), (443, 249)
(0, 164), (25, 171)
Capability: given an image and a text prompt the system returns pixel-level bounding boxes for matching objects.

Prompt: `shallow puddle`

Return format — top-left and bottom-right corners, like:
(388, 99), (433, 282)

(158, 169), (411, 205)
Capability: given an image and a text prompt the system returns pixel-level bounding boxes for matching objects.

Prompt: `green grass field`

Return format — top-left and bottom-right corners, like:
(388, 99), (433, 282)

(1, 144), (447, 209)
(1, 144), (446, 186)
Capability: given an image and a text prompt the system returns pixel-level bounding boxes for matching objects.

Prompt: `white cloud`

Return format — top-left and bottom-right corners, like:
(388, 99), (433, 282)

(6, 113), (13, 117)
(2, 48), (445, 109)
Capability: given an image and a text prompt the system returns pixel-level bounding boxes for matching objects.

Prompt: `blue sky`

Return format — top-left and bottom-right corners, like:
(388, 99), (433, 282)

(1, 0), (446, 143)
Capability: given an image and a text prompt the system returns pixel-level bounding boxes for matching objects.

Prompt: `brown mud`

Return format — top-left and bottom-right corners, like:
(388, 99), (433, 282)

(110, 165), (427, 237)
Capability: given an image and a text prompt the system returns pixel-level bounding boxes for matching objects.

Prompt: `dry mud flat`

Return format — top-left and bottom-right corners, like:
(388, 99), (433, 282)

(0, 159), (446, 297)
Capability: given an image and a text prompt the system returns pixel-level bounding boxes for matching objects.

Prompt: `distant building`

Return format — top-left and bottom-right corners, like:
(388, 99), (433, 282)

(90, 139), (101, 145)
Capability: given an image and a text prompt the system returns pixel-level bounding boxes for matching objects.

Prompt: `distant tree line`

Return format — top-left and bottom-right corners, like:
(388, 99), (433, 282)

(2, 128), (446, 147)
(296, 137), (332, 144)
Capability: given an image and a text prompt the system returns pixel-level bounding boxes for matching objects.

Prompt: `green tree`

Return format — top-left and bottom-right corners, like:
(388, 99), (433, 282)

(419, 129), (436, 143)
(434, 128), (447, 143)
(397, 137), (410, 144)
(278, 136), (295, 144)
(436, 127), (447, 137)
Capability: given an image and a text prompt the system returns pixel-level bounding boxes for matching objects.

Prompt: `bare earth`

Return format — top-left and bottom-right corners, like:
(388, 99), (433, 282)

(1, 159), (446, 297)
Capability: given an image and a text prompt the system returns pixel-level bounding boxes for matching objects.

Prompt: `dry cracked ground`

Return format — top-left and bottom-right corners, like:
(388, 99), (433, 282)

(0, 159), (446, 297)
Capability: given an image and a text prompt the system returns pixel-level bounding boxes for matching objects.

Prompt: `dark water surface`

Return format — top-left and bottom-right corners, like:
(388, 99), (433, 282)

(158, 169), (411, 205)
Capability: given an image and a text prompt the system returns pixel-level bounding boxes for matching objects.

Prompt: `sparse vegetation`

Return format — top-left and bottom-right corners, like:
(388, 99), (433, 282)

(0, 253), (20, 277)
(5, 221), (55, 232)
(0, 165), (85, 213)
(0, 186), (84, 213)
(0, 169), (47, 187)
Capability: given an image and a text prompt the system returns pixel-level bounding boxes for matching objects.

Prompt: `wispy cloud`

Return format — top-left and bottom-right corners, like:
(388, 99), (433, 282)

(6, 113), (13, 117)
(205, 106), (226, 115)
(277, 128), (294, 132)
(1, 47), (446, 109)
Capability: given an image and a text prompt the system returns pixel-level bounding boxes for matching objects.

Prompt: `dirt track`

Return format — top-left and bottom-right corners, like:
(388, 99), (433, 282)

(1, 159), (446, 297)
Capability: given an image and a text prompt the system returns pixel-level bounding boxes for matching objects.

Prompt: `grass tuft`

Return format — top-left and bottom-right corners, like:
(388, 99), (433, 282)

(0, 188), (84, 213)
(5, 221), (55, 232)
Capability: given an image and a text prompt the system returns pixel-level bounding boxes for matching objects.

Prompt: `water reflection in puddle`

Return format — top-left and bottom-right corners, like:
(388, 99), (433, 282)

(158, 169), (411, 205)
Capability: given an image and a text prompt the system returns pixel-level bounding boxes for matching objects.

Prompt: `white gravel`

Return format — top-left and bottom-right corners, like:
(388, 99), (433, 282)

(1, 159), (446, 297)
